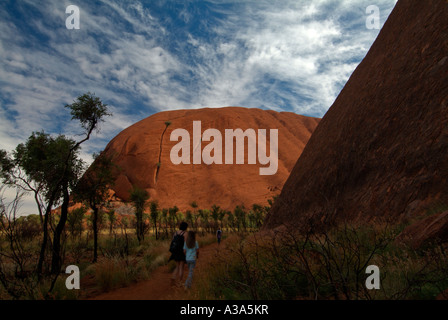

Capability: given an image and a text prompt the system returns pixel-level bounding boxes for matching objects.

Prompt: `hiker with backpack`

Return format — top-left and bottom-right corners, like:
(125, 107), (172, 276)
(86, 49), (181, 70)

(183, 231), (199, 290)
(169, 222), (188, 286)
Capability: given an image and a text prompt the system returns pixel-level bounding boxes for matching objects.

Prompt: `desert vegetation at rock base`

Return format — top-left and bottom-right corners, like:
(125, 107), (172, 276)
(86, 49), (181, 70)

(1, 0), (447, 301)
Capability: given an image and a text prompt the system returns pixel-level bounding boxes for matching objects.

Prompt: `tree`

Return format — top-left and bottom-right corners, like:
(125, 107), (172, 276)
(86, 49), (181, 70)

(251, 204), (266, 229)
(198, 209), (210, 235)
(0, 187), (39, 298)
(0, 92), (111, 280)
(190, 201), (198, 210)
(190, 201), (199, 232)
(218, 208), (226, 230)
(234, 205), (247, 232)
(0, 148), (45, 225)
(106, 208), (116, 235)
(73, 152), (116, 262)
(130, 186), (149, 244)
(161, 208), (169, 238)
(67, 206), (86, 239)
(0, 150), (13, 176)
(10, 132), (84, 277)
(67, 92), (111, 137)
(149, 201), (159, 240)
(226, 210), (235, 232)
(211, 205), (220, 230)
(185, 210), (194, 231)
(50, 92), (110, 274)
(168, 206), (180, 233)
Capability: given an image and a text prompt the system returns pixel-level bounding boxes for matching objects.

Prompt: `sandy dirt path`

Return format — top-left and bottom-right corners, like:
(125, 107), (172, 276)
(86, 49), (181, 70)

(87, 241), (222, 300)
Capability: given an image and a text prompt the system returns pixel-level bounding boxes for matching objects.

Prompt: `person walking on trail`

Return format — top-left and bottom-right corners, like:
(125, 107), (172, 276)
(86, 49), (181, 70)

(183, 231), (199, 290)
(169, 222), (188, 286)
(216, 229), (222, 245)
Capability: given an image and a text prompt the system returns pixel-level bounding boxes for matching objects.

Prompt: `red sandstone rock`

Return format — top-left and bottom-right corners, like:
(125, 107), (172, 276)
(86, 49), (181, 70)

(101, 107), (319, 212)
(265, 0), (448, 229)
(397, 211), (448, 249)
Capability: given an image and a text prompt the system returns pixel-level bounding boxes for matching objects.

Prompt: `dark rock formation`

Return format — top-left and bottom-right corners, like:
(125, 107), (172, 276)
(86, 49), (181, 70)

(265, 0), (448, 229)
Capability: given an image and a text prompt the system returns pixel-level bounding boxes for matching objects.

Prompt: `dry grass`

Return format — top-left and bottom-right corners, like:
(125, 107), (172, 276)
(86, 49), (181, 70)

(194, 225), (448, 300)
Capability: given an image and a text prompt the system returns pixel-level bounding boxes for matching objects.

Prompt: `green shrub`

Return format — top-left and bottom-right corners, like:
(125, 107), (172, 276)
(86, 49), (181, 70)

(198, 224), (448, 300)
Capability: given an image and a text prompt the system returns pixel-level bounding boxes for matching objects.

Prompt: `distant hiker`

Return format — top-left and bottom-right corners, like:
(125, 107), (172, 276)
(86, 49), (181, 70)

(216, 229), (222, 245)
(183, 231), (199, 289)
(169, 221), (188, 286)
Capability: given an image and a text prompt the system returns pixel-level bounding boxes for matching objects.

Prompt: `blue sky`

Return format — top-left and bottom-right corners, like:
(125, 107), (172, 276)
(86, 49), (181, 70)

(0, 0), (397, 214)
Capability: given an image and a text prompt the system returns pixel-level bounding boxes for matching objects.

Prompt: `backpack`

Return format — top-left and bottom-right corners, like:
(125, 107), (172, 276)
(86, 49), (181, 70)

(169, 231), (185, 253)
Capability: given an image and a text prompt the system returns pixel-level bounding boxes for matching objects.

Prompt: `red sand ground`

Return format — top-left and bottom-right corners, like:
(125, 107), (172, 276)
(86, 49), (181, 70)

(87, 242), (221, 300)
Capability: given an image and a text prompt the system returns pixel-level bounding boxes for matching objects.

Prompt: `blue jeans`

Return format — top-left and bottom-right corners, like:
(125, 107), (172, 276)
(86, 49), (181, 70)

(185, 260), (196, 288)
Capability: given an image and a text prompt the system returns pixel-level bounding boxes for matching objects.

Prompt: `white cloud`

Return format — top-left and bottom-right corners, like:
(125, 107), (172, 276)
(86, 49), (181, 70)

(0, 0), (398, 215)
(180, 0), (398, 115)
